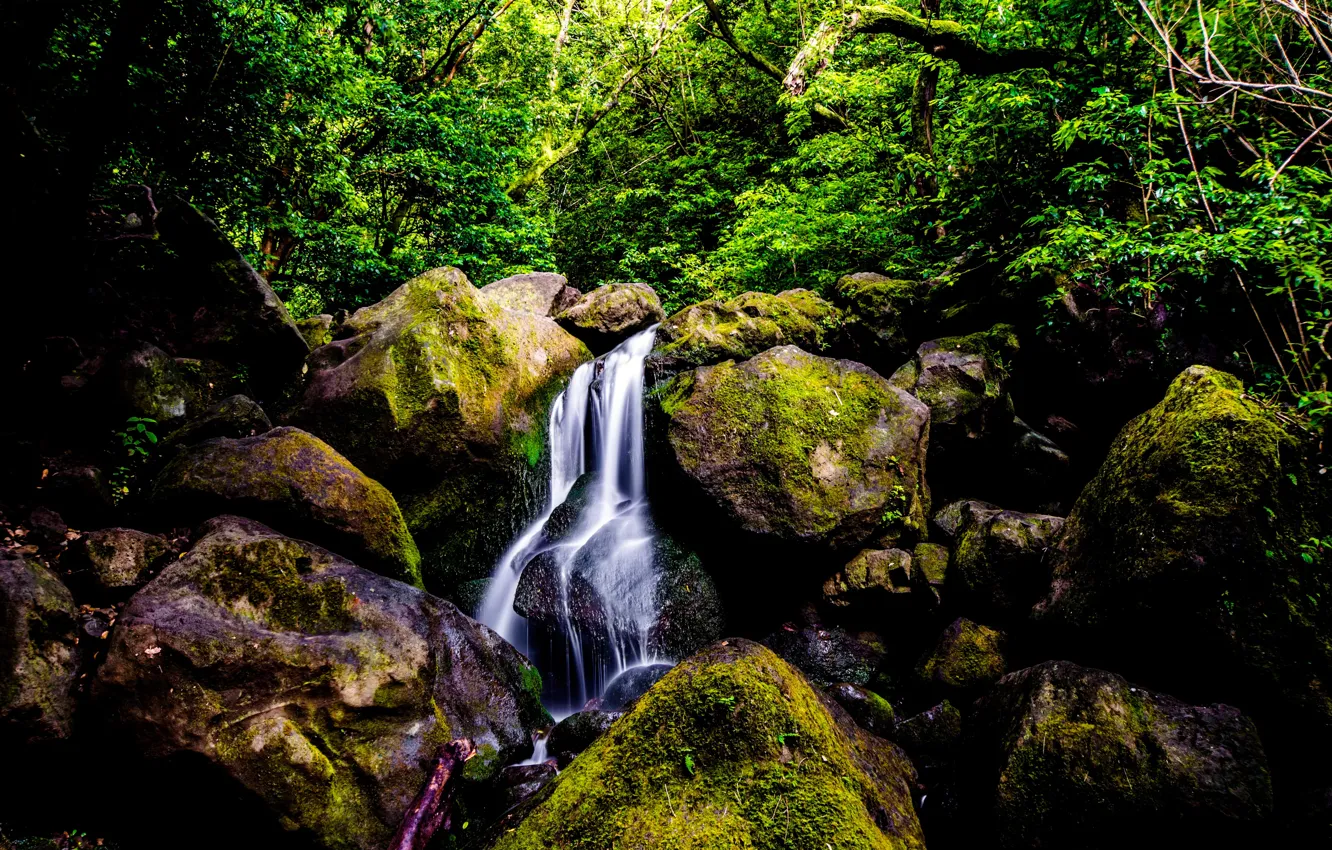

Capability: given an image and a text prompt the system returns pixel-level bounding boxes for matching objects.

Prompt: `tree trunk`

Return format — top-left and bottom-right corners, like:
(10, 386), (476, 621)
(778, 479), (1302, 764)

(389, 738), (477, 850)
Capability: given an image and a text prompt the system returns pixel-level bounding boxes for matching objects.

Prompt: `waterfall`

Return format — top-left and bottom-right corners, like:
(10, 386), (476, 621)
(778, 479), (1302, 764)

(478, 327), (662, 715)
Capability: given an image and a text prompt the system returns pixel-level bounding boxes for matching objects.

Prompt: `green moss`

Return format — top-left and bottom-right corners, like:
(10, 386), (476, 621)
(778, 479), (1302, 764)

(492, 640), (924, 850)
(651, 290), (841, 371)
(200, 538), (355, 632)
(916, 618), (1006, 692)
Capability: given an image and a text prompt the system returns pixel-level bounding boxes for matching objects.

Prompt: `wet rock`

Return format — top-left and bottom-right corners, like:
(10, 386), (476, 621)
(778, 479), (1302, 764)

(948, 505), (1062, 622)
(832, 273), (925, 370)
(512, 553), (609, 641)
(546, 709), (621, 766)
(931, 499), (1001, 540)
(489, 639), (924, 849)
(162, 394), (271, 450)
(663, 345), (930, 551)
(451, 577), (490, 617)
(481, 272), (581, 317)
(95, 516), (547, 850)
(499, 762), (558, 809)
(153, 426), (421, 585)
(67, 528), (172, 599)
(965, 660), (1273, 847)
(1039, 365), (1332, 757)
(0, 551), (80, 744)
(601, 663), (673, 710)
(648, 289), (839, 375)
(916, 618), (1006, 695)
(894, 700), (963, 760)
(646, 534), (725, 660)
(288, 267), (590, 587)
(826, 682), (896, 737)
(763, 621), (886, 688)
(555, 282), (665, 354)
(912, 542), (949, 604)
(1005, 416), (1071, 513)
(891, 324), (1019, 499)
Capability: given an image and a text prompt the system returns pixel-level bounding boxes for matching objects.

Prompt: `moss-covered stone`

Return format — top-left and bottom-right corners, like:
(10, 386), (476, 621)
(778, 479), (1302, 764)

(112, 341), (194, 425)
(162, 394), (272, 451)
(664, 346), (931, 551)
(289, 267), (590, 587)
(948, 506), (1063, 622)
(822, 548), (918, 611)
(67, 527), (171, 599)
(648, 289), (841, 375)
(95, 516), (548, 850)
(153, 426), (421, 585)
(480, 272), (581, 316)
(1040, 365), (1332, 755)
(915, 618), (1005, 695)
(555, 282), (665, 353)
(0, 551), (79, 744)
(295, 314), (334, 348)
(912, 542), (950, 605)
(966, 660), (1273, 847)
(489, 639), (924, 850)
(833, 273), (926, 369)
(826, 682), (896, 737)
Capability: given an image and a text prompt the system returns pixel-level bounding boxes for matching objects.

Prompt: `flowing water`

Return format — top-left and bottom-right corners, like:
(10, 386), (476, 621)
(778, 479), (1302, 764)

(478, 327), (663, 717)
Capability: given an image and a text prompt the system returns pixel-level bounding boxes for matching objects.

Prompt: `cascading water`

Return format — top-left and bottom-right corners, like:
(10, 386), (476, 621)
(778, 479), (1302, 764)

(478, 327), (663, 716)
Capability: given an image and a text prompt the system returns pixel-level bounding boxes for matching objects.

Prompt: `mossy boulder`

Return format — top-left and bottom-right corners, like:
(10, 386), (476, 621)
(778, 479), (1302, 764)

(555, 282), (665, 354)
(948, 505), (1063, 622)
(488, 639), (925, 850)
(162, 394), (272, 451)
(295, 314), (335, 348)
(663, 346), (931, 551)
(965, 660), (1273, 847)
(891, 324), (1019, 500)
(111, 341), (196, 425)
(288, 267), (591, 588)
(152, 426), (421, 585)
(912, 542), (950, 604)
(95, 516), (548, 850)
(66, 527), (172, 600)
(1039, 365), (1332, 755)
(481, 272), (581, 317)
(833, 273), (926, 369)
(822, 548), (919, 612)
(0, 551), (80, 744)
(155, 198), (310, 394)
(916, 618), (1006, 695)
(648, 289), (840, 375)
(546, 709), (621, 765)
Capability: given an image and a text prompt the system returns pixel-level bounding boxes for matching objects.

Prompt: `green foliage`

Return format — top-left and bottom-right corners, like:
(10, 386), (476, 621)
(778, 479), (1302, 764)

(109, 417), (158, 504)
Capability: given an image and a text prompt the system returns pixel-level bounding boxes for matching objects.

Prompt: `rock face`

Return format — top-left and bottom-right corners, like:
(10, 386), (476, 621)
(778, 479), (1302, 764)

(555, 282), (665, 353)
(162, 394), (272, 450)
(489, 639), (925, 850)
(112, 341), (196, 425)
(915, 618), (1006, 695)
(1039, 366), (1332, 751)
(0, 551), (80, 744)
(96, 517), (548, 850)
(662, 346), (931, 550)
(648, 289), (839, 374)
(67, 528), (171, 599)
(155, 198), (309, 394)
(965, 661), (1273, 847)
(481, 272), (581, 317)
(949, 505), (1063, 622)
(288, 267), (590, 587)
(891, 324), (1018, 499)
(152, 427), (421, 585)
(545, 709), (620, 765)
(833, 273), (925, 369)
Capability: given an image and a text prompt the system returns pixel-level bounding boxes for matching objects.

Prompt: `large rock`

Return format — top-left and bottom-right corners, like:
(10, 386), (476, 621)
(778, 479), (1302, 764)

(111, 341), (196, 425)
(95, 517), (548, 850)
(481, 272), (581, 316)
(288, 267), (590, 587)
(152, 427), (421, 585)
(965, 660), (1273, 846)
(833, 273), (925, 369)
(648, 289), (839, 375)
(915, 617), (1006, 695)
(949, 504), (1063, 622)
(890, 324), (1019, 499)
(489, 639), (925, 850)
(1039, 366), (1332, 753)
(822, 548), (920, 611)
(763, 621), (887, 688)
(162, 394), (272, 450)
(155, 198), (309, 393)
(555, 282), (665, 353)
(662, 346), (931, 550)
(0, 551), (79, 744)
(67, 527), (172, 599)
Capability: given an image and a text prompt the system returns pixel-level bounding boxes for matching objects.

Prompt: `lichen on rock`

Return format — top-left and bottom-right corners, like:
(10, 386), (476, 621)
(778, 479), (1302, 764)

(555, 282), (665, 353)
(0, 551), (80, 744)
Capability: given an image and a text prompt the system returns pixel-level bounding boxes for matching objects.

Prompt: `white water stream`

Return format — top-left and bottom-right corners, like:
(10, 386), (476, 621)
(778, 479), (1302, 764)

(478, 328), (663, 716)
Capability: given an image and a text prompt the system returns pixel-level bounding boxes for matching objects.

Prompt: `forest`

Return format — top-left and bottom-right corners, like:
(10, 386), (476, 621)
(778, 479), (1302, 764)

(1, 0), (1330, 848)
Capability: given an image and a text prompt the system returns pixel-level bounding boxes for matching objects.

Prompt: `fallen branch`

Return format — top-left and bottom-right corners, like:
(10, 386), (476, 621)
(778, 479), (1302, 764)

(388, 737), (477, 850)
